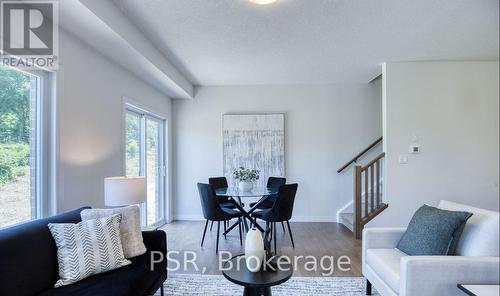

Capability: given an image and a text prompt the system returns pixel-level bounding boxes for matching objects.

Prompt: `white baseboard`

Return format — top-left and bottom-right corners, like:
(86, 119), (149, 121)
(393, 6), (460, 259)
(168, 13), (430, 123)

(173, 214), (337, 223)
(290, 215), (337, 222)
(173, 214), (205, 221)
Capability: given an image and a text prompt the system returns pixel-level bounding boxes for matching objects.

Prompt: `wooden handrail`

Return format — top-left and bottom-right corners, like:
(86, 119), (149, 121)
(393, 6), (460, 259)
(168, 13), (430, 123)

(361, 203), (388, 228)
(337, 137), (383, 173)
(361, 152), (385, 171)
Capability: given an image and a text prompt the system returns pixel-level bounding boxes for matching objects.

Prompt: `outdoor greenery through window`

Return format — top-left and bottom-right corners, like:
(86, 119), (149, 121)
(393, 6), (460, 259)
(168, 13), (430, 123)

(125, 107), (165, 226)
(126, 111), (141, 176)
(0, 65), (38, 228)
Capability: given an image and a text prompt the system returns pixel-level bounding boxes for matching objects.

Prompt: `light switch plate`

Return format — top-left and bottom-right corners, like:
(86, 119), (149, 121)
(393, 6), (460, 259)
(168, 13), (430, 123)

(398, 155), (408, 164)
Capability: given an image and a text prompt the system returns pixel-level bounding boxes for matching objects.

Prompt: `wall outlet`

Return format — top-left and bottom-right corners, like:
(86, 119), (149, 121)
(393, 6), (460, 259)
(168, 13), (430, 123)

(398, 155), (408, 164)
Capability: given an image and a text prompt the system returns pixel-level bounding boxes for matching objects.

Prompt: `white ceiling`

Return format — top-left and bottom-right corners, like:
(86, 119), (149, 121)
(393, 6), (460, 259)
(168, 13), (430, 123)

(114, 0), (499, 85)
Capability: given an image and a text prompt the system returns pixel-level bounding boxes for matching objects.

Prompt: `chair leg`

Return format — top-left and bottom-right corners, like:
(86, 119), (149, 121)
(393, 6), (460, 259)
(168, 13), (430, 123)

(216, 221), (220, 255)
(238, 217), (243, 246)
(366, 280), (372, 295)
(201, 220), (209, 247)
(160, 285), (164, 296)
(210, 221), (213, 232)
(224, 220), (227, 240)
(281, 222), (285, 232)
(286, 221), (295, 248)
(273, 222), (277, 254)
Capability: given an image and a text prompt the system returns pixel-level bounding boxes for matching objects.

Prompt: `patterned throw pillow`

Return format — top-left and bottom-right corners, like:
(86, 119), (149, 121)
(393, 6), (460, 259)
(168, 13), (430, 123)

(81, 205), (146, 258)
(48, 214), (131, 287)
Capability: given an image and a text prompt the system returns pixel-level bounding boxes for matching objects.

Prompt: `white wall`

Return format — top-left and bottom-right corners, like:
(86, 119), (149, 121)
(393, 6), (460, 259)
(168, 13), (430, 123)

(370, 61), (499, 227)
(173, 84), (382, 221)
(56, 31), (173, 216)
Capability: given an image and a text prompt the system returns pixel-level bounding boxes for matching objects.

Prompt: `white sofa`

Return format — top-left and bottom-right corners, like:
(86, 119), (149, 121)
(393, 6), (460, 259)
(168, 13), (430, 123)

(362, 200), (500, 296)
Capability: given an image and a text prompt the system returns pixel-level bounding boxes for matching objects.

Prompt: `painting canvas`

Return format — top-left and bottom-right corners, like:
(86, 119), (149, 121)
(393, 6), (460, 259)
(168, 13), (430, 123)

(223, 114), (285, 188)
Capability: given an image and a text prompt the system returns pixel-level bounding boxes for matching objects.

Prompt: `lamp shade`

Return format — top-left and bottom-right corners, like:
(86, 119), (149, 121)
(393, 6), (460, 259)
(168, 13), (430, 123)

(104, 176), (146, 206)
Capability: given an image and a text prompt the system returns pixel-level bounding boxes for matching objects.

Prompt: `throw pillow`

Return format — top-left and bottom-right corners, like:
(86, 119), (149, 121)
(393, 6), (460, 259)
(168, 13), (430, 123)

(81, 205), (146, 258)
(397, 205), (472, 256)
(48, 214), (131, 287)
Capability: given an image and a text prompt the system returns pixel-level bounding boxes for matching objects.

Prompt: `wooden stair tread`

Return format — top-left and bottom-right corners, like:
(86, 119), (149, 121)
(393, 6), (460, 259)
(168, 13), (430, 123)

(340, 203), (389, 239)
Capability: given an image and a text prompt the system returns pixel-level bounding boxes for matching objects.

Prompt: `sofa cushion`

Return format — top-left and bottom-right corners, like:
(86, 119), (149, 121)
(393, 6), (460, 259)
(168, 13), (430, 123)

(81, 206), (146, 258)
(37, 251), (167, 296)
(397, 205), (472, 255)
(48, 214), (131, 287)
(438, 200), (500, 257)
(366, 248), (407, 293)
(0, 207), (89, 296)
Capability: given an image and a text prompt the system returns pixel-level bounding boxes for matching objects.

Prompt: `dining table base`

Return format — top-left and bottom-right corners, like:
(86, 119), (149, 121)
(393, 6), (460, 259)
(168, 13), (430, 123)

(243, 287), (272, 296)
(223, 194), (270, 235)
(215, 187), (278, 236)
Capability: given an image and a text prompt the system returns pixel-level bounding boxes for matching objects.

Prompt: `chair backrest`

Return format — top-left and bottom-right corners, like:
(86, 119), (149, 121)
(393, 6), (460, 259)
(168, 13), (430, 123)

(197, 183), (228, 221)
(266, 177), (286, 203)
(268, 183), (298, 222)
(208, 177), (228, 190)
(267, 177), (286, 191)
(438, 200), (499, 257)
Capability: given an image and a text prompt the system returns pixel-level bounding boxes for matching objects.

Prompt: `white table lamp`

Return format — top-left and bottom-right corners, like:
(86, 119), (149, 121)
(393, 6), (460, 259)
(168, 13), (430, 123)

(104, 176), (146, 206)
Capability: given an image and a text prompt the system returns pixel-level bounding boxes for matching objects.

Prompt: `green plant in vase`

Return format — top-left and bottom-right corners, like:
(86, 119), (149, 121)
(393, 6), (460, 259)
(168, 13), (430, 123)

(233, 167), (260, 191)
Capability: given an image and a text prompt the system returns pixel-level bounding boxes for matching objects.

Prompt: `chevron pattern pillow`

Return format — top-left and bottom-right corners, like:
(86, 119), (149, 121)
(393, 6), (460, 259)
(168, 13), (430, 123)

(48, 214), (131, 287)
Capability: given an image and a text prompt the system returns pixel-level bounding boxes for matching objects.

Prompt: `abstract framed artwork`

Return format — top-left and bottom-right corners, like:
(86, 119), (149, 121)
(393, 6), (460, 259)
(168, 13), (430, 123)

(223, 114), (285, 188)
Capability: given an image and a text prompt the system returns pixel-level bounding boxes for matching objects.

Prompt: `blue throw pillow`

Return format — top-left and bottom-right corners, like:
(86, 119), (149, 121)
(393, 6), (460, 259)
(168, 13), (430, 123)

(397, 205), (472, 256)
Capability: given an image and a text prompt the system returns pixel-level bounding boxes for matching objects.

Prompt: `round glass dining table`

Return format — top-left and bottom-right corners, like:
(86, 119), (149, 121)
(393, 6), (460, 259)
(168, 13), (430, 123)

(214, 187), (278, 197)
(214, 187), (278, 233)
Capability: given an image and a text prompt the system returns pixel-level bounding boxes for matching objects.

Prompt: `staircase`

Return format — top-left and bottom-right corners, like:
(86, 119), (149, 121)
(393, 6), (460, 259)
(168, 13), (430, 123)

(340, 212), (354, 232)
(337, 137), (389, 239)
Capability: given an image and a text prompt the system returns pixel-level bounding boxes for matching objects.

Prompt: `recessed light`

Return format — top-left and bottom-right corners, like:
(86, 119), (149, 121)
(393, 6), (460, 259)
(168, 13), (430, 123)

(248, 0), (278, 5)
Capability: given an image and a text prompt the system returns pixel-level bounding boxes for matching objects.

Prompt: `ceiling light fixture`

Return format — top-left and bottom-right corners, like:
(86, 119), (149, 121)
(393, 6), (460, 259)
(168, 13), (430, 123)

(248, 0), (278, 5)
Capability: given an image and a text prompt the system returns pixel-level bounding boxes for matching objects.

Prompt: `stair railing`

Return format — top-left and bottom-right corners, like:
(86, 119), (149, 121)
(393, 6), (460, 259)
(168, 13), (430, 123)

(337, 137), (383, 173)
(354, 152), (388, 239)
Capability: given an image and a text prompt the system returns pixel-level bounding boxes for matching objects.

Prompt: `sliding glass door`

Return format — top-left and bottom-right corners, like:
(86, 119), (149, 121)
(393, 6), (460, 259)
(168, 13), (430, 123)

(125, 106), (166, 227)
(145, 118), (164, 226)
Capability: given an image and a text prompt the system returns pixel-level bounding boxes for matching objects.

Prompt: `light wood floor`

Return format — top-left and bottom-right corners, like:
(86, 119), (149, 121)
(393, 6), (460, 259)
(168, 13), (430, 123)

(159, 221), (362, 277)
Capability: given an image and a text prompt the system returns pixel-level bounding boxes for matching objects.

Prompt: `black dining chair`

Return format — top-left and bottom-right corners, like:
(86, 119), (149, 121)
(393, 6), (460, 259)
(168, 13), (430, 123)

(250, 177), (286, 230)
(250, 177), (286, 209)
(208, 177), (241, 232)
(208, 176), (228, 190)
(208, 177), (234, 206)
(251, 183), (298, 254)
(197, 183), (243, 254)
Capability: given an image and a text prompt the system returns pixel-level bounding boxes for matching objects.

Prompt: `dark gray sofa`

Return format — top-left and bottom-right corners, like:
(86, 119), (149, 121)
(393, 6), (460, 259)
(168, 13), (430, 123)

(0, 207), (167, 296)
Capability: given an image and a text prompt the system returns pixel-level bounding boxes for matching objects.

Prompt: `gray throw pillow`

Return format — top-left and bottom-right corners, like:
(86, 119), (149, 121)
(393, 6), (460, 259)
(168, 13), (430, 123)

(81, 205), (146, 258)
(48, 214), (131, 287)
(397, 205), (472, 256)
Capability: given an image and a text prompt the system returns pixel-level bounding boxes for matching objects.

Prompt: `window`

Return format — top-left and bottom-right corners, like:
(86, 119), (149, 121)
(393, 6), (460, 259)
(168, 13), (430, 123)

(125, 105), (166, 227)
(0, 65), (50, 228)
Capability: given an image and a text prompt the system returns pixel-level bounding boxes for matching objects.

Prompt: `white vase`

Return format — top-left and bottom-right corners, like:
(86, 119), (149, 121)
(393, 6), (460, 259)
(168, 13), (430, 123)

(245, 228), (265, 272)
(238, 181), (253, 191)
